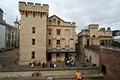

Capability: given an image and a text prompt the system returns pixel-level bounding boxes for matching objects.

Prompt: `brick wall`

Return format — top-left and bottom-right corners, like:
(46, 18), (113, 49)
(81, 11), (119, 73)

(99, 47), (120, 80)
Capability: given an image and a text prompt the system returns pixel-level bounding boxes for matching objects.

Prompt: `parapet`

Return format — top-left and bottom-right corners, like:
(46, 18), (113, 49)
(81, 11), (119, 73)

(19, 1), (49, 12)
(88, 24), (99, 29)
(88, 24), (99, 26)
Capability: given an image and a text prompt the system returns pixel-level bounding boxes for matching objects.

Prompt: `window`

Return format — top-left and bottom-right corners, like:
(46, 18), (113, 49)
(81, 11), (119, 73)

(56, 54), (60, 57)
(32, 39), (35, 45)
(40, 12), (42, 18)
(33, 12), (35, 18)
(53, 18), (56, 25)
(12, 36), (14, 39)
(32, 51), (35, 59)
(57, 40), (60, 45)
(26, 11), (28, 17)
(48, 20), (52, 25)
(48, 39), (51, 45)
(48, 29), (51, 35)
(58, 21), (60, 25)
(101, 64), (106, 74)
(32, 27), (35, 33)
(57, 29), (61, 35)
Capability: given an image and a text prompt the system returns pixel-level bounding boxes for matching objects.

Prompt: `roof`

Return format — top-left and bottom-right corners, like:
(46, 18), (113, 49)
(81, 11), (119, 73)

(0, 20), (14, 28)
(48, 15), (65, 22)
(0, 8), (4, 13)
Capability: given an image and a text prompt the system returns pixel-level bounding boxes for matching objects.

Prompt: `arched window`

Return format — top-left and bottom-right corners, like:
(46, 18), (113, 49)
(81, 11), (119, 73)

(58, 20), (60, 25)
(48, 20), (52, 25)
(40, 12), (42, 18)
(33, 12), (35, 18)
(32, 73), (41, 77)
(25, 11), (28, 17)
(53, 18), (56, 25)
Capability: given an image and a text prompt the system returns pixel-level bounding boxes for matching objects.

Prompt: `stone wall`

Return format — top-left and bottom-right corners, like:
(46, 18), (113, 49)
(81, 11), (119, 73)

(84, 48), (99, 66)
(99, 47), (120, 80)
(0, 67), (99, 78)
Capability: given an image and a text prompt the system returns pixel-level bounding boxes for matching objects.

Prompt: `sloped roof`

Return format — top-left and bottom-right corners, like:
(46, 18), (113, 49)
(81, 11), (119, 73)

(0, 8), (4, 13)
(48, 15), (65, 22)
(0, 20), (14, 28)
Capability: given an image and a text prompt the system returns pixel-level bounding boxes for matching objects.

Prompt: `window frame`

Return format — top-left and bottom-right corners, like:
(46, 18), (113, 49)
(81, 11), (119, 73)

(32, 39), (35, 45)
(57, 29), (61, 35)
(32, 51), (35, 59)
(48, 39), (51, 45)
(48, 29), (51, 35)
(32, 27), (35, 33)
(57, 40), (60, 45)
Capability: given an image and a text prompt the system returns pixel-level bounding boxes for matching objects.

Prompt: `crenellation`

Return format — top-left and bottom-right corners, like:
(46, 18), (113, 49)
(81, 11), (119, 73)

(19, 1), (49, 13)
(42, 4), (49, 8)
(27, 2), (34, 6)
(72, 22), (76, 26)
(35, 3), (41, 7)
(19, 1), (26, 7)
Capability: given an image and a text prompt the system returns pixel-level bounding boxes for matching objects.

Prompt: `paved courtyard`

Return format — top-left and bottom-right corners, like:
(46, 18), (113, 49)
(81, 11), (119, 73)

(0, 48), (19, 68)
(0, 48), (103, 80)
(0, 48), (95, 71)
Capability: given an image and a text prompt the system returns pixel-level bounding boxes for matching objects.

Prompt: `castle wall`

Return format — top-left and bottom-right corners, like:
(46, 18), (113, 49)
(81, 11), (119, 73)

(99, 47), (120, 80)
(84, 48), (99, 66)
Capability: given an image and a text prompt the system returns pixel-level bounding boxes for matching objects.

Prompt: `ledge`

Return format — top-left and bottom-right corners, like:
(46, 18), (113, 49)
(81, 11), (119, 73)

(0, 66), (98, 72)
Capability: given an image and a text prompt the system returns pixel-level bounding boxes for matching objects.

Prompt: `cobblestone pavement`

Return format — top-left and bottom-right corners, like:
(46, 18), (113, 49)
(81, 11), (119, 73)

(0, 48), (19, 67)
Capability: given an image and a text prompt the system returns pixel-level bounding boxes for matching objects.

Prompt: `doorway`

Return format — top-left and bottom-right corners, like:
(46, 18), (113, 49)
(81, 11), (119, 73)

(87, 39), (89, 46)
(47, 53), (51, 61)
(65, 53), (68, 59)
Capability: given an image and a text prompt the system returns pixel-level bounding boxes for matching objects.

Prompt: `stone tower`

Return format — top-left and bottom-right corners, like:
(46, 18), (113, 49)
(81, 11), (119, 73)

(14, 18), (20, 48)
(88, 24), (99, 45)
(19, 1), (49, 65)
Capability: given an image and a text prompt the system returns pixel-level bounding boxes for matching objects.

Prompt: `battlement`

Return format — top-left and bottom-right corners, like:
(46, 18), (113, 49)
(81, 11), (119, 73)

(19, 1), (49, 12)
(88, 24), (99, 29)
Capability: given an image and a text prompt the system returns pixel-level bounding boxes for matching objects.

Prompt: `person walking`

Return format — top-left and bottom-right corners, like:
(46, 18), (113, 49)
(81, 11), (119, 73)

(75, 71), (81, 80)
(31, 63), (34, 68)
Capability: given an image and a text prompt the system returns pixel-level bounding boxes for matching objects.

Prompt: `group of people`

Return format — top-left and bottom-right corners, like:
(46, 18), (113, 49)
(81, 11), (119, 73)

(29, 61), (57, 68)
(64, 57), (75, 66)
(30, 61), (48, 68)
(50, 62), (57, 68)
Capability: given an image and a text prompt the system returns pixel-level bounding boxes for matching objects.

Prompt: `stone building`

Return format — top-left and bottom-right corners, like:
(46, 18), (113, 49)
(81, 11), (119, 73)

(0, 8), (19, 51)
(77, 24), (112, 66)
(19, 1), (76, 65)
(47, 15), (76, 62)
(19, 1), (48, 65)
(78, 24), (112, 49)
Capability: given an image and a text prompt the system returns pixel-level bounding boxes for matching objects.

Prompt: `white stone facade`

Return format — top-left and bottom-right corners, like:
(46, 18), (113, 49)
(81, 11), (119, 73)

(0, 8), (20, 51)
(0, 24), (5, 49)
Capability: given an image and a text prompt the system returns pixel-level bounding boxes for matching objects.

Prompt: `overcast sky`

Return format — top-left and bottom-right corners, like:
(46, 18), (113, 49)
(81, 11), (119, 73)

(0, 0), (120, 33)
